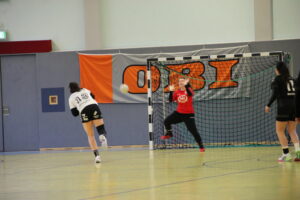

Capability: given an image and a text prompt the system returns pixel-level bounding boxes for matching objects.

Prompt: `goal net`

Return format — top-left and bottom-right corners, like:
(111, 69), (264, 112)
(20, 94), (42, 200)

(147, 52), (285, 150)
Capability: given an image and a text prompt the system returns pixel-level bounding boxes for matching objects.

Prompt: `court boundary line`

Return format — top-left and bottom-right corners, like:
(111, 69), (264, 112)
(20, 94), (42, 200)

(39, 142), (281, 151)
(40, 145), (149, 151)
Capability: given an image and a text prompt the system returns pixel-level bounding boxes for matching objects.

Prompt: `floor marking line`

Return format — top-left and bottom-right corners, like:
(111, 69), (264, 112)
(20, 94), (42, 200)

(79, 165), (278, 200)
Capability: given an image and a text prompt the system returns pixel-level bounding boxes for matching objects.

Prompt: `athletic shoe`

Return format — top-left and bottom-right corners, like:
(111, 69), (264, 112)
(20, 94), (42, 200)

(294, 151), (300, 162)
(200, 148), (205, 152)
(278, 154), (292, 162)
(95, 155), (101, 163)
(99, 135), (108, 148)
(160, 135), (173, 140)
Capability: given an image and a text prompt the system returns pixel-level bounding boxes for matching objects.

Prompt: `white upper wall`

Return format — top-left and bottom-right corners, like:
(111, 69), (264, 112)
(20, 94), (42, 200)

(0, 0), (85, 51)
(273, 0), (300, 40)
(1, 0), (299, 51)
(99, 0), (255, 49)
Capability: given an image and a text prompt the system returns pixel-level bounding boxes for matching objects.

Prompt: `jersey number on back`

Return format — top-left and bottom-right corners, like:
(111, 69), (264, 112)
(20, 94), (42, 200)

(287, 80), (295, 95)
(75, 93), (89, 104)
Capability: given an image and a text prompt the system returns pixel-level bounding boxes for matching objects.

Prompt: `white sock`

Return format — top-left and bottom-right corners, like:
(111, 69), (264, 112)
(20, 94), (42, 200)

(294, 143), (300, 152)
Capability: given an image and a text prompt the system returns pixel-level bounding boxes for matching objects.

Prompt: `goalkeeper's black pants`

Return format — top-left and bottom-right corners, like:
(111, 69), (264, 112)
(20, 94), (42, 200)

(164, 111), (204, 148)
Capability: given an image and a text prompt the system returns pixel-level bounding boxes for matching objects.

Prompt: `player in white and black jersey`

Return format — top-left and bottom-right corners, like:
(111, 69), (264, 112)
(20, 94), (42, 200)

(68, 82), (108, 163)
(265, 62), (300, 162)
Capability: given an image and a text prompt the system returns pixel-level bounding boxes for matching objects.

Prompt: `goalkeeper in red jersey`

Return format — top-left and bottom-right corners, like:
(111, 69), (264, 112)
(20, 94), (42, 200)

(161, 77), (205, 152)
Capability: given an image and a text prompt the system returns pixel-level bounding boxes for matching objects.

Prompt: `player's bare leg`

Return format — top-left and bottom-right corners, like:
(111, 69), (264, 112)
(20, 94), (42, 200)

(276, 121), (292, 162)
(82, 121), (101, 163)
(287, 121), (300, 161)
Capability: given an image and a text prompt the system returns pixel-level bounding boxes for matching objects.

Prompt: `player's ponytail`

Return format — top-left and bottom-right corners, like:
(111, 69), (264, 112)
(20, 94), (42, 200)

(69, 82), (81, 93)
(276, 62), (290, 84)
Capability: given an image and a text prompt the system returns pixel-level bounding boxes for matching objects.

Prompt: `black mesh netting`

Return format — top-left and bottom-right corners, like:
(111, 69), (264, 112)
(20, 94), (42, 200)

(150, 55), (281, 149)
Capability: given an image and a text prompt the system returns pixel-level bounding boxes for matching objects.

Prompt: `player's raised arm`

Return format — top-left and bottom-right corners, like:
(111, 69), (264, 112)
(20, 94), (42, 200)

(184, 78), (194, 96)
(168, 85), (175, 102)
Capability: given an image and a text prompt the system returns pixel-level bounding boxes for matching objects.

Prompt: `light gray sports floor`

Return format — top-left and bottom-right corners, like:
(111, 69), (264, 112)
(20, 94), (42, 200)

(1, 147), (300, 200)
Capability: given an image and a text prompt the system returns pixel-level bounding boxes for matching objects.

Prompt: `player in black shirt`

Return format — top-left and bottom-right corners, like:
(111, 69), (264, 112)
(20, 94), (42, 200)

(265, 62), (300, 162)
(296, 72), (300, 123)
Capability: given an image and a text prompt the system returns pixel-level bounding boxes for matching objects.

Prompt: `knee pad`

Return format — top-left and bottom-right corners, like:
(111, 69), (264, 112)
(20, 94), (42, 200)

(96, 124), (106, 136)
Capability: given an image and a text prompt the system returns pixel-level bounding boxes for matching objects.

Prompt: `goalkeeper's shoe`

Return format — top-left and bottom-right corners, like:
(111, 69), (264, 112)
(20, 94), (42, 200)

(160, 135), (173, 140)
(294, 151), (300, 162)
(160, 130), (173, 140)
(160, 131), (173, 140)
(278, 154), (292, 162)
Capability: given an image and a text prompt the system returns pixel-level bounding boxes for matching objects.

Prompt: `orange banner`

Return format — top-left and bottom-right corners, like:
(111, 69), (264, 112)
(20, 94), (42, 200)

(79, 54), (113, 103)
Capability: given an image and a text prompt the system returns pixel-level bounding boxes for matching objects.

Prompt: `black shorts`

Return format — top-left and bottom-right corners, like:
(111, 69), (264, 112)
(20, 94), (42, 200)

(276, 111), (295, 121)
(276, 100), (295, 121)
(80, 104), (102, 123)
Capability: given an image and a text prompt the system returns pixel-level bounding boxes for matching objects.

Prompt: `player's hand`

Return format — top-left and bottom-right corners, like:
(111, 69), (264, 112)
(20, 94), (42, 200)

(169, 85), (175, 91)
(296, 118), (300, 124)
(265, 106), (270, 113)
(184, 78), (190, 85)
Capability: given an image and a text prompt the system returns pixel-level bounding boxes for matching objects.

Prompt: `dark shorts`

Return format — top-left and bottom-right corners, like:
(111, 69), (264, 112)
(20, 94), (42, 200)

(80, 104), (102, 123)
(276, 104), (295, 122)
(164, 111), (195, 125)
(276, 113), (295, 122)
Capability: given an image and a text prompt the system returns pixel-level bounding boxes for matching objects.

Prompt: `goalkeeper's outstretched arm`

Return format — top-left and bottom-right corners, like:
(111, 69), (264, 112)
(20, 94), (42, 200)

(169, 85), (175, 102)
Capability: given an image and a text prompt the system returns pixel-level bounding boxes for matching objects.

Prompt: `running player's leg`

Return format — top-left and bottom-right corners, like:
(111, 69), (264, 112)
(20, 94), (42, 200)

(82, 121), (101, 163)
(162, 111), (183, 139)
(93, 118), (108, 148)
(183, 115), (205, 151)
(276, 121), (292, 162)
(287, 120), (300, 161)
(93, 118), (106, 134)
(91, 105), (108, 147)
